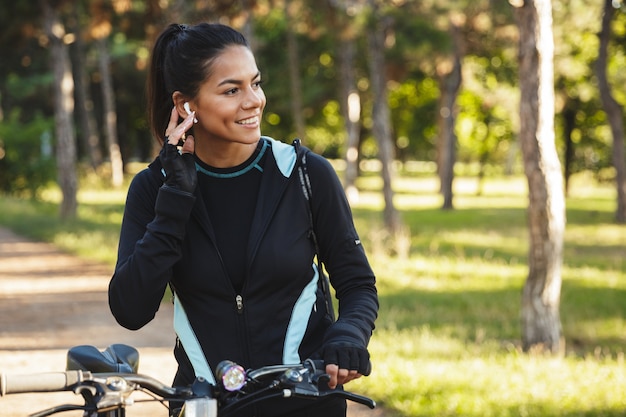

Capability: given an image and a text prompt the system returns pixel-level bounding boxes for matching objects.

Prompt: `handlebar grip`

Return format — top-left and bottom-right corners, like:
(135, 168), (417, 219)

(1, 371), (89, 396)
(306, 358), (372, 376)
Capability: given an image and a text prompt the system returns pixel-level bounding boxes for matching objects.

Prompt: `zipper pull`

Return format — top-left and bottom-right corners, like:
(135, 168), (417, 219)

(236, 295), (244, 314)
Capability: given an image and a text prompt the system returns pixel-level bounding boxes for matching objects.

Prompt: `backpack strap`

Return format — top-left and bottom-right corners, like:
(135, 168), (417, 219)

(293, 139), (336, 322)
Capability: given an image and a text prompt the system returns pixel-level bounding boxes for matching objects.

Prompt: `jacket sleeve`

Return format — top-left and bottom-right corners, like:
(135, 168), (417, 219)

(305, 153), (378, 349)
(108, 166), (196, 330)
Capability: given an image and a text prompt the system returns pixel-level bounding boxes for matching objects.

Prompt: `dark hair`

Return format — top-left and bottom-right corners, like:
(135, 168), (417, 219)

(147, 23), (249, 144)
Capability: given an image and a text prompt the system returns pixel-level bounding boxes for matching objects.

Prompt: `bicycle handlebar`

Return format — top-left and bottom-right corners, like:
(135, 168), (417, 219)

(1, 370), (91, 395)
(1, 356), (375, 415)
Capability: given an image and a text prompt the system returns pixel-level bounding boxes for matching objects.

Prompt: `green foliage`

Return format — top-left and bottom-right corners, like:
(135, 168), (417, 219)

(305, 100), (347, 156)
(0, 110), (56, 197)
(389, 78), (439, 161)
(1, 0), (623, 185)
(254, 5), (344, 151)
(456, 84), (518, 169)
(552, 0), (617, 179)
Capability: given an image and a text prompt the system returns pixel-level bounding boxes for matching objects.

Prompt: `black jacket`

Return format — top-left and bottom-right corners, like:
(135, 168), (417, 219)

(108, 137), (378, 412)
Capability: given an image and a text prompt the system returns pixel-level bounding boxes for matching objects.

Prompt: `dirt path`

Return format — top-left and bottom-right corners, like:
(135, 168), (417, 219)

(0, 227), (383, 416)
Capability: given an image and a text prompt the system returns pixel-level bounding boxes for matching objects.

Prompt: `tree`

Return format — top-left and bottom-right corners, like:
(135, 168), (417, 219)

(366, 0), (402, 235)
(326, 0), (363, 203)
(595, 0), (626, 223)
(285, 0), (306, 141)
(513, 0), (565, 354)
(69, 3), (102, 170)
(96, 36), (124, 187)
(41, 0), (78, 219)
(89, 1), (123, 187)
(437, 17), (463, 210)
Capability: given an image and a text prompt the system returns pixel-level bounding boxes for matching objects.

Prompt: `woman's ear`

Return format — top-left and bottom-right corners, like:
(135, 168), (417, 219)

(172, 91), (190, 120)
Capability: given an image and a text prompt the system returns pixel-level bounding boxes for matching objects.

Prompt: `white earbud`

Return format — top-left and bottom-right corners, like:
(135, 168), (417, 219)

(183, 102), (198, 123)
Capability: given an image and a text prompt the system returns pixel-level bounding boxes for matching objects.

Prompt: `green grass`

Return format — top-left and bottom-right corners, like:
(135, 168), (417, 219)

(1, 170), (624, 417)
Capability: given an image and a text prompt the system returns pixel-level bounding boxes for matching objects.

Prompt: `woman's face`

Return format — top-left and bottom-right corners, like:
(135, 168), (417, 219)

(192, 45), (266, 147)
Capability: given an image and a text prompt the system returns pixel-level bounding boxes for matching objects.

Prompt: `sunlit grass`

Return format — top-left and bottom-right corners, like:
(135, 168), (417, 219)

(353, 338), (626, 417)
(346, 172), (625, 416)
(0, 170), (624, 416)
(1, 179), (127, 265)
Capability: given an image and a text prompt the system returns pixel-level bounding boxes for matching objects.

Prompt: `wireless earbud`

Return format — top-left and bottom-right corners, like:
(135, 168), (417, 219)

(183, 102), (198, 123)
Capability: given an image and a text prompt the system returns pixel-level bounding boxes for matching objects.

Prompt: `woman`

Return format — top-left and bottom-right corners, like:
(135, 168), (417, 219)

(108, 22), (378, 417)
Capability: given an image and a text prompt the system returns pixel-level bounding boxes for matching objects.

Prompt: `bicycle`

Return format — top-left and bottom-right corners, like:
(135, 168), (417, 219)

(1, 344), (376, 417)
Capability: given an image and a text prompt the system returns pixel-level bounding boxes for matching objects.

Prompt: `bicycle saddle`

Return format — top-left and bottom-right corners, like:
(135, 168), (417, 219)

(66, 344), (139, 373)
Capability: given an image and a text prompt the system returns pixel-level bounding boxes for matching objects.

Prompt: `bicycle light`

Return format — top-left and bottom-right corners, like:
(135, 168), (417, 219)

(216, 361), (246, 391)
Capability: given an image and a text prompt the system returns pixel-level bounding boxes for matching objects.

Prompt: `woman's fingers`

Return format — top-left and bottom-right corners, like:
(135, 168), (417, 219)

(325, 364), (363, 389)
(325, 364), (339, 389)
(165, 107), (196, 146)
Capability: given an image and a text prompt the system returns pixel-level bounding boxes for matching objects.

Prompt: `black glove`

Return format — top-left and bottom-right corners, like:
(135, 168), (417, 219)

(159, 142), (197, 194)
(321, 322), (372, 376)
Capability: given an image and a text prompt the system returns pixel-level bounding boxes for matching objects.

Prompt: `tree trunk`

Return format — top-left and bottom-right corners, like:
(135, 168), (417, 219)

(96, 36), (124, 187)
(366, 2), (401, 234)
(437, 20), (463, 210)
(42, 0), (78, 220)
(339, 38), (361, 203)
(70, 6), (102, 170)
(514, 0), (565, 354)
(328, 0), (362, 203)
(286, 2), (306, 142)
(595, 0), (626, 223)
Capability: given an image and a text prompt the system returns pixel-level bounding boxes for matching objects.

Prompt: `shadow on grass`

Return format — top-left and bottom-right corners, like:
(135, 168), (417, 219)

(356, 205), (625, 273)
(376, 281), (626, 355)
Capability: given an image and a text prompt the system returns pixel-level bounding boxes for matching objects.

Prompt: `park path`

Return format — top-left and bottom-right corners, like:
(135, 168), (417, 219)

(0, 227), (384, 416)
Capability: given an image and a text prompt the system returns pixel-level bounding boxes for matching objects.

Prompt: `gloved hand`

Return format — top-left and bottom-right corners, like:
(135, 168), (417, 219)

(159, 141), (197, 194)
(320, 321), (372, 389)
(322, 341), (371, 376)
(159, 106), (197, 193)
(321, 321), (371, 374)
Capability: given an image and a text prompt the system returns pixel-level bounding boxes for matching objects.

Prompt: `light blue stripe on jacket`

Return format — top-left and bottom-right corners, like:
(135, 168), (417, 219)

(173, 293), (216, 384)
(283, 263), (319, 364)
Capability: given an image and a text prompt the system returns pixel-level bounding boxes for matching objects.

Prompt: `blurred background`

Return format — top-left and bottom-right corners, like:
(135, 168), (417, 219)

(0, 2), (625, 416)
(1, 0), (623, 200)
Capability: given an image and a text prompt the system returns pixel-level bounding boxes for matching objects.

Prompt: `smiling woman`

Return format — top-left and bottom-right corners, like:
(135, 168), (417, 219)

(108, 22), (379, 417)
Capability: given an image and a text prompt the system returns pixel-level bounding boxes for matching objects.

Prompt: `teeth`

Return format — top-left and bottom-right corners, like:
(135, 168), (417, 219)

(238, 116), (258, 125)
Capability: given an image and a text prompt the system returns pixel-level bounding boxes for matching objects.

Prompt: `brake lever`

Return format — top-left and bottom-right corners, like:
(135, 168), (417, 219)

(320, 389), (377, 409)
(279, 368), (375, 410)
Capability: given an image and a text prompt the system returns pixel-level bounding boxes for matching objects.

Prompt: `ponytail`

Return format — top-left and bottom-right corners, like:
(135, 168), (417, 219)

(147, 24), (186, 145)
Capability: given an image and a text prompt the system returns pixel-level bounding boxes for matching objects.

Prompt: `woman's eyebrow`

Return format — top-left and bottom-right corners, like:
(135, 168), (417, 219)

(218, 71), (261, 87)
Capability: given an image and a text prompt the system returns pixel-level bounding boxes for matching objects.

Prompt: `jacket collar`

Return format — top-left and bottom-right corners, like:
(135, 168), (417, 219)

(149, 137), (297, 264)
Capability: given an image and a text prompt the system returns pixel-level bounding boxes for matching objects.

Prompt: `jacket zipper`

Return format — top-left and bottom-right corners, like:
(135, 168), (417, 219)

(236, 294), (244, 314)
(212, 243), (244, 316)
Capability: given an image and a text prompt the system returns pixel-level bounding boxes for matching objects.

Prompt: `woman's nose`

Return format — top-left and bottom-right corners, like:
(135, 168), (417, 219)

(243, 87), (264, 109)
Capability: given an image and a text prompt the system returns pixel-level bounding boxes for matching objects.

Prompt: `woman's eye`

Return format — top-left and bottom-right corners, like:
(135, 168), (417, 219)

(254, 80), (264, 88)
(225, 88), (239, 95)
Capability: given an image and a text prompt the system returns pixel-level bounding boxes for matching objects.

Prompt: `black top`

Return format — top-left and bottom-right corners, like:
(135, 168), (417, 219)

(195, 140), (267, 292)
